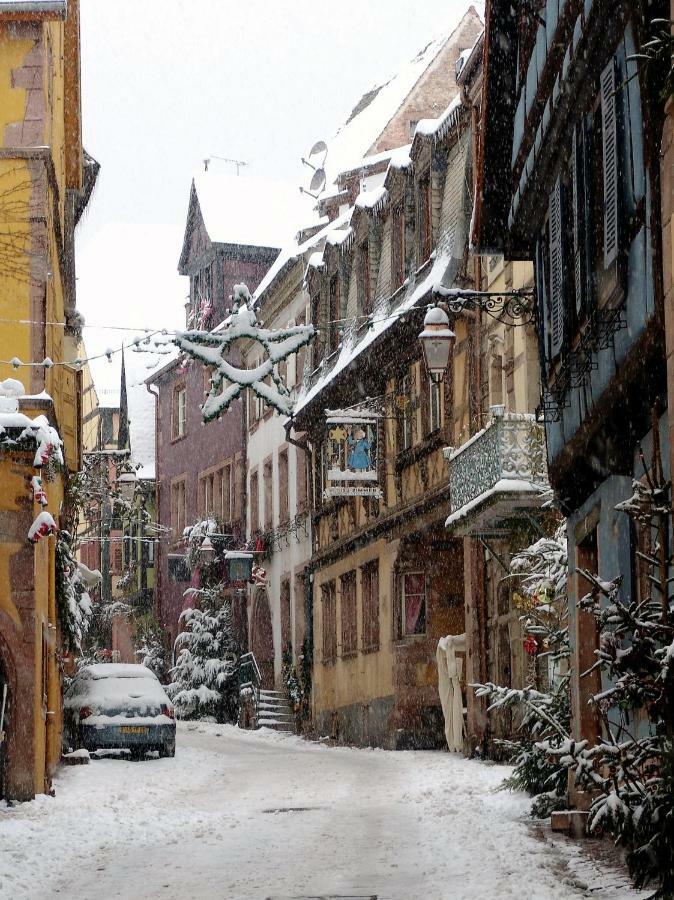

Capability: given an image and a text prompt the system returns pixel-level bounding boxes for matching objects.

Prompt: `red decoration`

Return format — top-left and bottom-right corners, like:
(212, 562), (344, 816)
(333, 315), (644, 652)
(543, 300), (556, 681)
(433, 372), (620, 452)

(523, 634), (539, 655)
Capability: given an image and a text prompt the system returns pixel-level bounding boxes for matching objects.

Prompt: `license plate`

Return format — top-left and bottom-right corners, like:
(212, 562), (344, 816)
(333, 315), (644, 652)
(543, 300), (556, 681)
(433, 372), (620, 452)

(119, 726), (148, 734)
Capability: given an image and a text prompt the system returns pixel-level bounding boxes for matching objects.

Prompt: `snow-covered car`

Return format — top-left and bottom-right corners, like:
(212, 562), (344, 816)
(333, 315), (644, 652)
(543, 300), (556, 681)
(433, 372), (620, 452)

(63, 664), (176, 759)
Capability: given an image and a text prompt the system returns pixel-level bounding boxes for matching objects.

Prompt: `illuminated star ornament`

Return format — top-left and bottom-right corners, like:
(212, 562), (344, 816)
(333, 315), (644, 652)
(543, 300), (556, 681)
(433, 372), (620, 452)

(174, 284), (315, 420)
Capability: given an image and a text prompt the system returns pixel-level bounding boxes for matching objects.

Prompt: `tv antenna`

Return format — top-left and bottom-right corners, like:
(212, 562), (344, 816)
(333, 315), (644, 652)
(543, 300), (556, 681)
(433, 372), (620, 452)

(203, 156), (248, 175)
(300, 140), (328, 199)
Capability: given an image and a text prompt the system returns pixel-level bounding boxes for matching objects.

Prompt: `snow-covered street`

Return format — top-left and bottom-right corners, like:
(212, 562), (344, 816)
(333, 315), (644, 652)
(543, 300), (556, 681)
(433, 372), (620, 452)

(0, 725), (644, 900)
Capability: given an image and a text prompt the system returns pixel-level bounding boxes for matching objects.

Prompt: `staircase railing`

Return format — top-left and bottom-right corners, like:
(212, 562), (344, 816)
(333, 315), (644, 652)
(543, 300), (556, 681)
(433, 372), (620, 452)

(238, 651), (261, 728)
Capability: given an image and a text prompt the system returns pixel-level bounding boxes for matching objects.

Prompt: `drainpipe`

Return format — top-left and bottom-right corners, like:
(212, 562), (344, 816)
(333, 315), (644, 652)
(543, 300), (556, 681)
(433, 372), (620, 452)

(146, 382), (160, 622)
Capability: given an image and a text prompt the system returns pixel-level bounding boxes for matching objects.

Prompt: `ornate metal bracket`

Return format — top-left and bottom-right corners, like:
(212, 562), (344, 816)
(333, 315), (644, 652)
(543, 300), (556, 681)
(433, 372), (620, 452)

(433, 287), (536, 326)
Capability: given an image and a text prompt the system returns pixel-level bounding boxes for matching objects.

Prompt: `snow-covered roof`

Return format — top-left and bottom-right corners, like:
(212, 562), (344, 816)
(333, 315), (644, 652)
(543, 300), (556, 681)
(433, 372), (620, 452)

(321, 15), (467, 188)
(413, 94), (463, 144)
(190, 171), (313, 250)
(294, 130), (472, 420)
(252, 209), (353, 306)
(0, 1), (65, 13)
(123, 348), (165, 480)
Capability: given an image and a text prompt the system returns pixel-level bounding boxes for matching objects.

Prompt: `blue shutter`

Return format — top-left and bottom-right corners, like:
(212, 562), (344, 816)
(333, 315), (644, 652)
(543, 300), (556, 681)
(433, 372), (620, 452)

(601, 59), (618, 268)
(549, 178), (564, 359)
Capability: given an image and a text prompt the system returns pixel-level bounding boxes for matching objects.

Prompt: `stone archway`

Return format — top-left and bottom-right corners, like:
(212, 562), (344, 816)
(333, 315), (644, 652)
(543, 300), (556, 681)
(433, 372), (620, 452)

(250, 589), (274, 690)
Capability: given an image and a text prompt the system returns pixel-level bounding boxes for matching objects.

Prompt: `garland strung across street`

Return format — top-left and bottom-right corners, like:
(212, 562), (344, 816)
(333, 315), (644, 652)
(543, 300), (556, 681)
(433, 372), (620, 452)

(174, 283), (315, 420)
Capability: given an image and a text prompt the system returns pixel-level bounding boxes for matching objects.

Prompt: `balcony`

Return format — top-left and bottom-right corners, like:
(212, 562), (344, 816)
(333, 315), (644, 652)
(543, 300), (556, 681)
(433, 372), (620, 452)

(445, 410), (549, 535)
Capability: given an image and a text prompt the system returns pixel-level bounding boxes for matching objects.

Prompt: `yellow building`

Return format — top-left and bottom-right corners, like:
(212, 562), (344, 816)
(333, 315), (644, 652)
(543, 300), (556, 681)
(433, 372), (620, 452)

(0, 0), (95, 800)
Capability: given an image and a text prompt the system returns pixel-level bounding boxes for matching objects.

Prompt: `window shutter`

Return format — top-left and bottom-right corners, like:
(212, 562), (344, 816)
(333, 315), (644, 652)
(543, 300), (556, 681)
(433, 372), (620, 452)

(601, 59), (618, 268)
(549, 177), (564, 359)
(572, 125), (584, 316)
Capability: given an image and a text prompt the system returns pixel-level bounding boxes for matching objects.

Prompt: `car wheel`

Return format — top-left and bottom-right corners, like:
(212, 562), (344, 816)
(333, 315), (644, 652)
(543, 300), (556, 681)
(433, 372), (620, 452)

(159, 742), (175, 758)
(130, 747), (146, 761)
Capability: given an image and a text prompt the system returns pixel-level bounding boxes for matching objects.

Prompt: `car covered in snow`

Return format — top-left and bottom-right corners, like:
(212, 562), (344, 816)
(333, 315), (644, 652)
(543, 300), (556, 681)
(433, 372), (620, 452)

(63, 664), (176, 759)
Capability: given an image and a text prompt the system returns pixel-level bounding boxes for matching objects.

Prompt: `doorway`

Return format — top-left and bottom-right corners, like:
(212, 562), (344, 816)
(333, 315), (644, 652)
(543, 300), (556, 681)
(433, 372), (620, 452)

(251, 590), (275, 690)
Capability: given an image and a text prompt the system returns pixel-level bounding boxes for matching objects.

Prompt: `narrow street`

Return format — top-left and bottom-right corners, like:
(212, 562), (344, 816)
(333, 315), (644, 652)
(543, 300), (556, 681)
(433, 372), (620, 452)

(1, 726), (643, 900)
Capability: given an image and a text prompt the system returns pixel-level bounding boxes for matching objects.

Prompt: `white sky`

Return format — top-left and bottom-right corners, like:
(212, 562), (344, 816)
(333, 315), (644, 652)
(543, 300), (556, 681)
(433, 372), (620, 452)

(77, 0), (483, 237)
(74, 0), (483, 391)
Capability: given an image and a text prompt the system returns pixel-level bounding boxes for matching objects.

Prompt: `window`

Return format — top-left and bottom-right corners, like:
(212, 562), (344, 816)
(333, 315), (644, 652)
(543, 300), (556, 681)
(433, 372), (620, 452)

(392, 201), (405, 289)
(264, 459), (273, 531)
(172, 385), (187, 439)
(296, 445), (307, 513)
(311, 293), (323, 361)
(398, 371), (413, 452)
(278, 449), (289, 524)
(329, 273), (341, 352)
(199, 471), (215, 518)
(417, 172), (431, 262)
(171, 479), (187, 538)
(358, 240), (371, 315)
(403, 572), (426, 636)
(541, 53), (629, 371)
(361, 560), (380, 652)
(249, 470), (259, 534)
(429, 379), (441, 433)
(296, 309), (308, 383)
(234, 458), (245, 523)
(168, 553), (189, 582)
(340, 571), (357, 657)
(295, 572), (307, 649)
(409, 119), (418, 139)
(221, 463), (232, 522)
(322, 580), (337, 664)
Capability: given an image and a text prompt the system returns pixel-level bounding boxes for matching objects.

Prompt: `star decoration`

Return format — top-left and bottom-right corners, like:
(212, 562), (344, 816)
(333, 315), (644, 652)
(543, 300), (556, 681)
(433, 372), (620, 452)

(174, 284), (315, 421)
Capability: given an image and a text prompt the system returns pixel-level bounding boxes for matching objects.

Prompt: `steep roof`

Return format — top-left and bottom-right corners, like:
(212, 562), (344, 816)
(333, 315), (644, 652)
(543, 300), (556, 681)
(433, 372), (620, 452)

(180, 171), (313, 267)
(123, 348), (163, 479)
(321, 7), (481, 187)
(0, 1), (66, 14)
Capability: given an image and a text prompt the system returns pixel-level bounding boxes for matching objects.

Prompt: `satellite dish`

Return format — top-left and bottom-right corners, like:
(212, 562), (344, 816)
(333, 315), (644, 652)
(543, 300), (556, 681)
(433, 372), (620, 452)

(309, 140), (327, 158)
(309, 168), (327, 194)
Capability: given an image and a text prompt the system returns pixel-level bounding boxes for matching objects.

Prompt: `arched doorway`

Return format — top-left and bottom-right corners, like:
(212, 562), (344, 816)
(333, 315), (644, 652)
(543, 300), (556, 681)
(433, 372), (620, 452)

(250, 589), (274, 690)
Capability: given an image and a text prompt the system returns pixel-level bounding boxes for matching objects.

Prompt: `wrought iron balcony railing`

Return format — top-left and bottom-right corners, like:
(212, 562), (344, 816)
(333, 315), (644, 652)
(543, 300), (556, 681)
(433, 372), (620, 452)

(446, 410), (549, 530)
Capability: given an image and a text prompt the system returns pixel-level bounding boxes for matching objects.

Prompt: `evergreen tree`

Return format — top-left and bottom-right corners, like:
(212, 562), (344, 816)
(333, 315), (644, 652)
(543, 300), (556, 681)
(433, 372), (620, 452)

(167, 583), (239, 722)
(473, 520), (571, 817)
(135, 614), (170, 682)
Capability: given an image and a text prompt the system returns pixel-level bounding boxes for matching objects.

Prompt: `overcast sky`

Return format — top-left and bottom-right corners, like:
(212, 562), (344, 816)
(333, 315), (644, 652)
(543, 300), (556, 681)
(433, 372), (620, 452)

(77, 0), (483, 240)
(75, 0), (483, 384)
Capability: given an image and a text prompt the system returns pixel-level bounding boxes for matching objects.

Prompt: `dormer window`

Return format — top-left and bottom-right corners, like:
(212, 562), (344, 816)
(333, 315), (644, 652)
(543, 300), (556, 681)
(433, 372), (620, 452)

(358, 240), (371, 315)
(417, 172), (432, 263)
(329, 273), (341, 353)
(392, 201), (405, 289)
(190, 265), (213, 328)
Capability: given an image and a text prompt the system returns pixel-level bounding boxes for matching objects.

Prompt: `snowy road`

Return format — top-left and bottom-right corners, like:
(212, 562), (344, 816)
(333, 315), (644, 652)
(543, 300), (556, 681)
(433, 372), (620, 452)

(1, 724), (644, 900)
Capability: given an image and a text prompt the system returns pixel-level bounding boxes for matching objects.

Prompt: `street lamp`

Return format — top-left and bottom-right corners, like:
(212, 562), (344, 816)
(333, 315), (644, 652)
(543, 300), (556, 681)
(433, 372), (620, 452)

(199, 535), (216, 565)
(419, 305), (456, 384)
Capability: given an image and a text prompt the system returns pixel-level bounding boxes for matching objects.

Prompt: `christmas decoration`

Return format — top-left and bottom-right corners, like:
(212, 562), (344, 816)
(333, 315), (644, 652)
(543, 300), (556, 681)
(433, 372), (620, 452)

(251, 563), (267, 586)
(28, 511), (57, 543)
(523, 634), (539, 655)
(174, 283), (315, 420)
(31, 475), (48, 506)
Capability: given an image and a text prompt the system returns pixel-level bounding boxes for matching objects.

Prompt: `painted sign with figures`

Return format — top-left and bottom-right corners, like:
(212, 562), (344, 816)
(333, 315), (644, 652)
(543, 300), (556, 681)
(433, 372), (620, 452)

(324, 409), (382, 499)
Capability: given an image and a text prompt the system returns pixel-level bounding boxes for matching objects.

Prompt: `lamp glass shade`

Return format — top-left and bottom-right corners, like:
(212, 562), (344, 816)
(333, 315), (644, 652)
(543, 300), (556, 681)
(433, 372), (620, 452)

(199, 535), (216, 564)
(419, 307), (455, 381)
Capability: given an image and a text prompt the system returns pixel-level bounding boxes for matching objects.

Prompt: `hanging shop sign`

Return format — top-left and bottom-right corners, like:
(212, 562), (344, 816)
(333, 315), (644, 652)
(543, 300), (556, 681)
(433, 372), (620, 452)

(324, 409), (382, 500)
